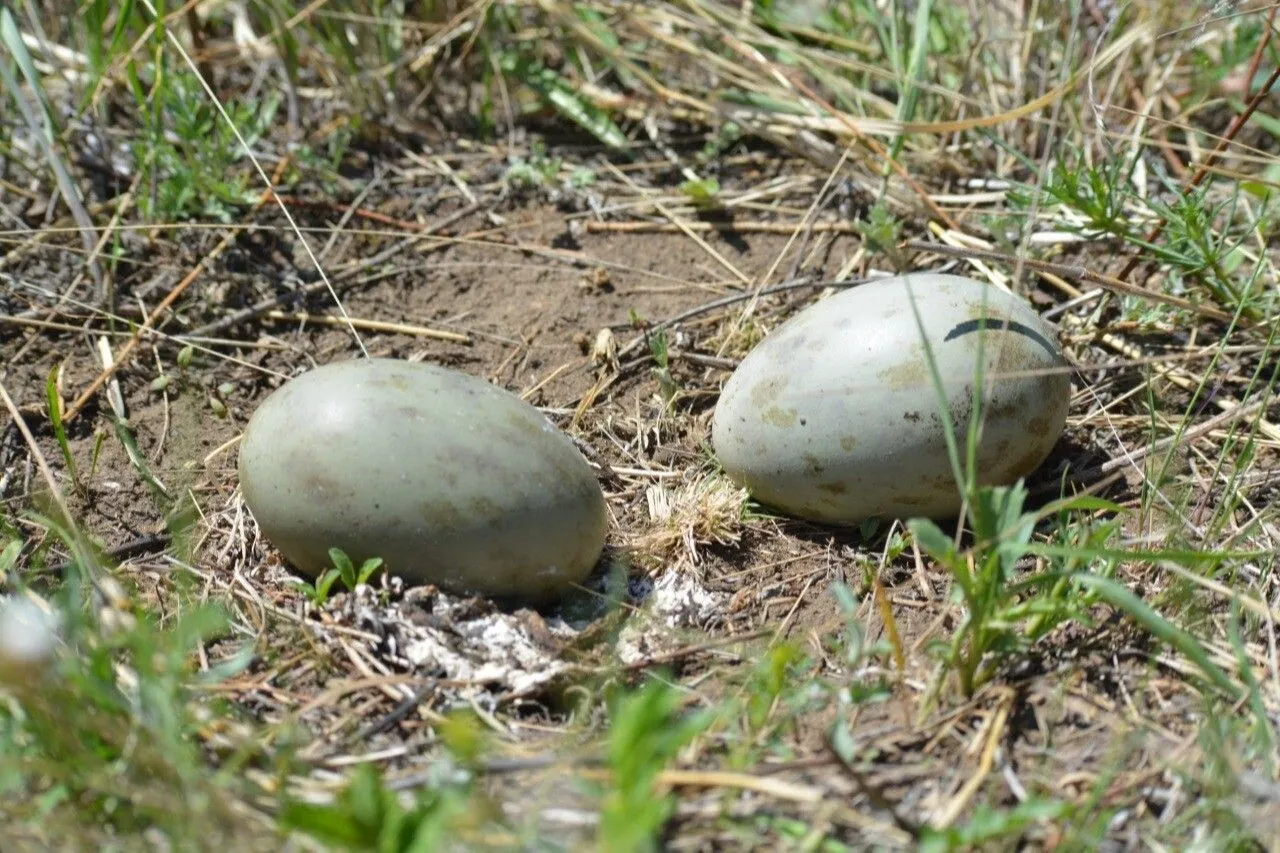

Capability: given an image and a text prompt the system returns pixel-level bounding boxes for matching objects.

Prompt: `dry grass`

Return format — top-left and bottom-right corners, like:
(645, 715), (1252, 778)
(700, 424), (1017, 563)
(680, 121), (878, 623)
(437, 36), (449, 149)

(2, 0), (1280, 850)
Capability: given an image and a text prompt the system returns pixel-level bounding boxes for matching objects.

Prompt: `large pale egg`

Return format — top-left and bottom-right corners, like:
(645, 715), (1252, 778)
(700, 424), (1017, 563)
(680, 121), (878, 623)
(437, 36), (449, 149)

(238, 359), (608, 600)
(711, 273), (1070, 523)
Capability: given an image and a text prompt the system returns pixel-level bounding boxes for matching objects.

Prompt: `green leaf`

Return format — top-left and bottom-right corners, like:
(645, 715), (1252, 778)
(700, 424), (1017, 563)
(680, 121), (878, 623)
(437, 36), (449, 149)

(329, 548), (356, 588)
(356, 557), (384, 586)
(500, 52), (629, 151)
(346, 763), (389, 834)
(919, 797), (1068, 852)
(315, 569), (341, 602)
(679, 177), (721, 209)
(1071, 573), (1240, 700)
(279, 801), (365, 846)
(907, 518), (955, 565)
(0, 537), (21, 580)
(46, 366), (80, 490)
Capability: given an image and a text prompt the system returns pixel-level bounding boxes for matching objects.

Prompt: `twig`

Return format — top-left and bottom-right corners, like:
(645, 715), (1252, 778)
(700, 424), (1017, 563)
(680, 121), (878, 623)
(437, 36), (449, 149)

(932, 691), (1011, 828)
(0, 378), (100, 582)
(39, 532), (172, 576)
(616, 275), (865, 359)
(266, 194), (481, 236)
(1033, 395), (1274, 501)
(138, 0), (368, 357)
(260, 311), (471, 344)
(347, 682), (440, 744)
(585, 219), (861, 235)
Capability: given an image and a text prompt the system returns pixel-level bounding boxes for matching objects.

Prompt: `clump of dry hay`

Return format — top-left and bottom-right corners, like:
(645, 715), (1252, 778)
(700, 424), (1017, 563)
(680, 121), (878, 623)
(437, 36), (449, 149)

(631, 472), (750, 573)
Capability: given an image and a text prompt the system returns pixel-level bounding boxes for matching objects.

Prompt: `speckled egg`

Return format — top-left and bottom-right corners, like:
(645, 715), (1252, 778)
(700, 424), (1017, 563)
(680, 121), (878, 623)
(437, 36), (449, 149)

(711, 273), (1070, 523)
(238, 359), (608, 600)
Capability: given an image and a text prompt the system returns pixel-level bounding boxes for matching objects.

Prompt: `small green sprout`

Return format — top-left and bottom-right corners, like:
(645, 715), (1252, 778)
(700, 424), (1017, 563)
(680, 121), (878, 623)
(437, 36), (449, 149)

(291, 548), (384, 606)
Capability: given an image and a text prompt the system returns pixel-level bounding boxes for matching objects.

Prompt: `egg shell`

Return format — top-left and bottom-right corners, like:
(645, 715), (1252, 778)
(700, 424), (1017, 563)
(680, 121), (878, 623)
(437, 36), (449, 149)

(238, 359), (608, 600)
(711, 273), (1070, 523)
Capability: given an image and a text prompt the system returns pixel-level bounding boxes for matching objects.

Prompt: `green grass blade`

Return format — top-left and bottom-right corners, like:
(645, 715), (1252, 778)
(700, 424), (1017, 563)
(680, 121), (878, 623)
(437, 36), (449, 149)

(888, 0), (933, 162)
(45, 366), (81, 493)
(1071, 573), (1240, 700)
(500, 51), (629, 152)
(0, 7), (102, 291)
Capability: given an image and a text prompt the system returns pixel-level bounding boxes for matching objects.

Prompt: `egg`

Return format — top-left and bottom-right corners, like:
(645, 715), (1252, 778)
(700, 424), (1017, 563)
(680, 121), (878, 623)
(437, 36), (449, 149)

(711, 273), (1070, 523)
(0, 595), (57, 688)
(238, 359), (608, 600)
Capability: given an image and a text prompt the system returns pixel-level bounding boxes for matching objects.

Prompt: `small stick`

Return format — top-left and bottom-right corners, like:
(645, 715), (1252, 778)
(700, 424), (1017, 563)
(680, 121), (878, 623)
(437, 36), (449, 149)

(584, 220), (861, 235)
(0, 379), (104, 584)
(1033, 395), (1274, 502)
(265, 193), (481, 235)
(824, 735), (922, 838)
(260, 311), (471, 344)
(615, 274), (862, 359)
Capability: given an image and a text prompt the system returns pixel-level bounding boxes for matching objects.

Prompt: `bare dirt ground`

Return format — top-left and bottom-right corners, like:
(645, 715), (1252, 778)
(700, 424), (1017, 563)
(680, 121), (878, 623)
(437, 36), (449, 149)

(4, 134), (1218, 849)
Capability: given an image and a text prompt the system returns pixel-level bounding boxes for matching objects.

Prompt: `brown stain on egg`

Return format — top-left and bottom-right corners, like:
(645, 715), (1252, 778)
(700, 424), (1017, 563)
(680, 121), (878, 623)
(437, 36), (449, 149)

(840, 436), (858, 452)
(878, 356), (926, 391)
(989, 398), (1019, 421)
(370, 374), (413, 393)
(817, 481), (848, 496)
(930, 474), (956, 494)
(421, 500), (464, 530)
(761, 406), (798, 428)
(1026, 415), (1051, 437)
(750, 375), (788, 407)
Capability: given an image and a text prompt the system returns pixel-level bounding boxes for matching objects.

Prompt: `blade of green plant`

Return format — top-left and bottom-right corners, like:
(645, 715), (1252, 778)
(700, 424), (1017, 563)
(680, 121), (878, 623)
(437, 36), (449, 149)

(919, 798), (1069, 852)
(356, 557), (383, 586)
(499, 51), (629, 152)
(887, 0), (933, 163)
(1, 6), (56, 136)
(0, 536), (21, 583)
(45, 367), (81, 493)
(600, 680), (715, 851)
(1024, 542), (1265, 566)
(80, 0), (137, 103)
(900, 278), (968, 507)
(328, 547), (356, 588)
(0, 7), (101, 291)
(1227, 601), (1275, 765)
(1071, 573), (1240, 700)
(573, 3), (640, 90)
(109, 415), (171, 502)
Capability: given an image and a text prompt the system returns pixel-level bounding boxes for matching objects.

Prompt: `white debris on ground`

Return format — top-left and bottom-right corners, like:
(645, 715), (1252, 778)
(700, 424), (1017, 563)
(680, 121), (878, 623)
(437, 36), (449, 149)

(402, 609), (568, 697)
(615, 569), (728, 665)
(315, 564), (729, 702)
(331, 582), (578, 700)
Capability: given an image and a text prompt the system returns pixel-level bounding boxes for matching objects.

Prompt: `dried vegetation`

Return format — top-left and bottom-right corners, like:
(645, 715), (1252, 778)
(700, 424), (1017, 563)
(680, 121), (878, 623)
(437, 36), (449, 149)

(2, 0), (1280, 850)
